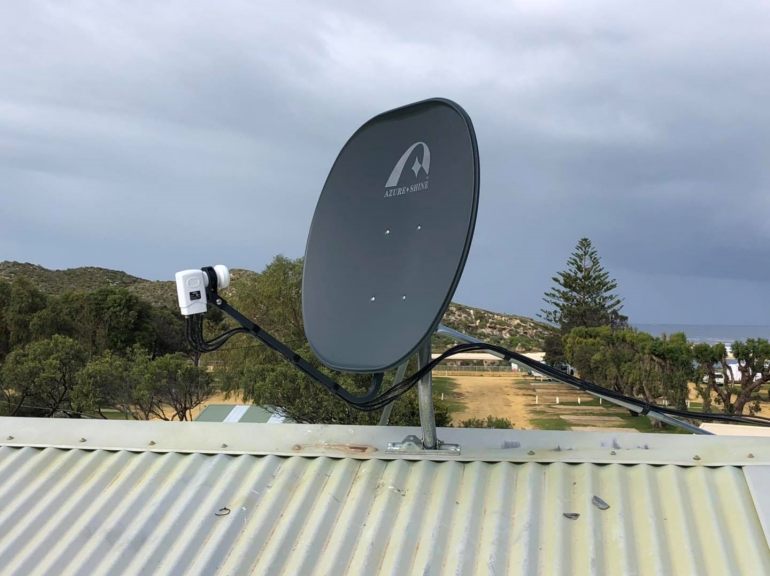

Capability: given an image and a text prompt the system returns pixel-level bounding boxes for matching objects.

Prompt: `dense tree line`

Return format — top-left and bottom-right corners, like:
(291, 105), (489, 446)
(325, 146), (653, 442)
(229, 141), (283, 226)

(0, 260), (449, 426)
(562, 327), (770, 416)
(0, 278), (211, 419)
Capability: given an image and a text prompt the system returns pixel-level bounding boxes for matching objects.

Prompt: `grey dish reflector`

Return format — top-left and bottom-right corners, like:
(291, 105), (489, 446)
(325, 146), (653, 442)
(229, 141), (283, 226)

(303, 98), (479, 372)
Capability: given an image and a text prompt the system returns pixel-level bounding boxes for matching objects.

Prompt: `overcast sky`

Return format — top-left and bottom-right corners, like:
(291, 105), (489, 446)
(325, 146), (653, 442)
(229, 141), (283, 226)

(2, 1), (770, 325)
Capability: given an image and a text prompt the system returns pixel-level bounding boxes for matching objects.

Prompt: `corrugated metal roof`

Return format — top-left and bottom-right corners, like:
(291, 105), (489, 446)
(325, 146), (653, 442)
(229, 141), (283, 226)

(0, 418), (768, 575)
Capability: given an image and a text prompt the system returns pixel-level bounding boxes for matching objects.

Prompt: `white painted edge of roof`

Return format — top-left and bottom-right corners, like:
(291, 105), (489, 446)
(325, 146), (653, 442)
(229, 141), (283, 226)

(745, 466), (770, 550)
(1, 417), (770, 465)
(701, 423), (770, 436)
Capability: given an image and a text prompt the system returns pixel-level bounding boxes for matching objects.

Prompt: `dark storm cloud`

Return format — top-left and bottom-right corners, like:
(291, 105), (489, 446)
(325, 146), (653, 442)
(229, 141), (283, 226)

(2, 1), (770, 323)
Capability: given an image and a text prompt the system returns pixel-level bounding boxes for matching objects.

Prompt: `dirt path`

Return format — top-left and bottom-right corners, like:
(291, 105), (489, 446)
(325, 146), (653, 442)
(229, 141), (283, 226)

(449, 376), (536, 429)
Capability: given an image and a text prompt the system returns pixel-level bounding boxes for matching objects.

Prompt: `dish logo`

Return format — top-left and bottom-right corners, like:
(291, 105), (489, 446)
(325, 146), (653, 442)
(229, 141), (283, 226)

(384, 142), (430, 198)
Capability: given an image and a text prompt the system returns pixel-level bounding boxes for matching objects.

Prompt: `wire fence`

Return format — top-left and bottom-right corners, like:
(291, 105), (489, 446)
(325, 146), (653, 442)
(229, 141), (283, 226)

(433, 365), (517, 374)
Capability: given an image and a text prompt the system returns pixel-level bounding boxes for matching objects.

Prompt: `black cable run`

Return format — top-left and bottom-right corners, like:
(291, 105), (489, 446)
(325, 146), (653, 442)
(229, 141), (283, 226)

(188, 297), (770, 429)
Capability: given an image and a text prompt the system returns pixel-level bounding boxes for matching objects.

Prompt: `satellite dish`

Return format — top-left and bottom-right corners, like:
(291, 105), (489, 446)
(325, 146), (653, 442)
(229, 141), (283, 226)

(303, 98), (480, 372)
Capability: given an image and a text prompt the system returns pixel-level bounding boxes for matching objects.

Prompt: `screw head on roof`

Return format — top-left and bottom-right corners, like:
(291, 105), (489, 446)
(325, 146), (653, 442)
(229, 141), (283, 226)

(748, 453), (755, 459)
(610, 450), (616, 456)
(527, 450), (535, 456)
(221, 443), (228, 448)
(693, 455), (701, 461)
(148, 440), (156, 446)
(79, 437), (86, 443)
(6, 435), (13, 441)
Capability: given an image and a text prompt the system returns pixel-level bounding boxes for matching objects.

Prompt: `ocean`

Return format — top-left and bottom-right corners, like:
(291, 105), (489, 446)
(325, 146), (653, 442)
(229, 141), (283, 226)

(634, 324), (770, 345)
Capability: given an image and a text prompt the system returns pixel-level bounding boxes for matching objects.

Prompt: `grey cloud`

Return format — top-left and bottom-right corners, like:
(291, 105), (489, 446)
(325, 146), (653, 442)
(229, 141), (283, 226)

(2, 1), (770, 323)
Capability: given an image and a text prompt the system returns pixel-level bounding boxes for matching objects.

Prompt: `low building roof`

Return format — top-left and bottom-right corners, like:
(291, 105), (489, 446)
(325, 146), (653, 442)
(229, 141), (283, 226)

(196, 404), (288, 423)
(0, 418), (768, 575)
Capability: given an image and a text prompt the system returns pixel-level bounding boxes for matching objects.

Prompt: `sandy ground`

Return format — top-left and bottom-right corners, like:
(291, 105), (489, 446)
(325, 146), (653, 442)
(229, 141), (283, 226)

(448, 375), (636, 430)
(449, 375), (536, 429)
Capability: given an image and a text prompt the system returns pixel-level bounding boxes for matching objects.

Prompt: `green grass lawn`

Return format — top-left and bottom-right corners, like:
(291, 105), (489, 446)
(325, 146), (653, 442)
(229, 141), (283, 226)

(529, 401), (693, 433)
(431, 376), (466, 413)
(530, 416), (571, 431)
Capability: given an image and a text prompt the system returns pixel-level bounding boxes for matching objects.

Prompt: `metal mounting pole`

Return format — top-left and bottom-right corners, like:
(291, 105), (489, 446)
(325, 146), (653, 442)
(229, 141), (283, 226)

(378, 361), (408, 426)
(385, 337), (460, 454)
(417, 340), (437, 449)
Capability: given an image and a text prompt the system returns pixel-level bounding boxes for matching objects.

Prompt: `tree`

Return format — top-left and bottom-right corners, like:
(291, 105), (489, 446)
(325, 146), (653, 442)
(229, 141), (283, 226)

(563, 327), (691, 411)
(541, 238), (625, 363)
(81, 288), (156, 355)
(0, 335), (87, 416)
(134, 353), (213, 421)
(693, 339), (770, 415)
(731, 339), (770, 414)
(0, 280), (11, 360)
(6, 278), (48, 349)
(29, 298), (76, 342)
(72, 351), (137, 419)
(647, 333), (692, 410)
(147, 305), (189, 358)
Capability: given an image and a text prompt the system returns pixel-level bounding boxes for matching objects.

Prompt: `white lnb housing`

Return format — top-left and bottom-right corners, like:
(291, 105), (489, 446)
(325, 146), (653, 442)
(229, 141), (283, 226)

(175, 265), (231, 316)
(176, 269), (208, 316)
(175, 264), (230, 316)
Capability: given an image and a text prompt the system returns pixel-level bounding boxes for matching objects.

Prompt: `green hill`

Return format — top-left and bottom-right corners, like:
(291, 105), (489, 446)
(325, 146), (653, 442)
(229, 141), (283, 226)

(0, 261), (144, 293)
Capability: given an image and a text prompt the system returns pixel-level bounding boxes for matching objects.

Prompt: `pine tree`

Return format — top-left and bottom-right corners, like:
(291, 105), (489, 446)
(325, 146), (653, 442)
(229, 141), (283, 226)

(541, 238), (625, 333)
